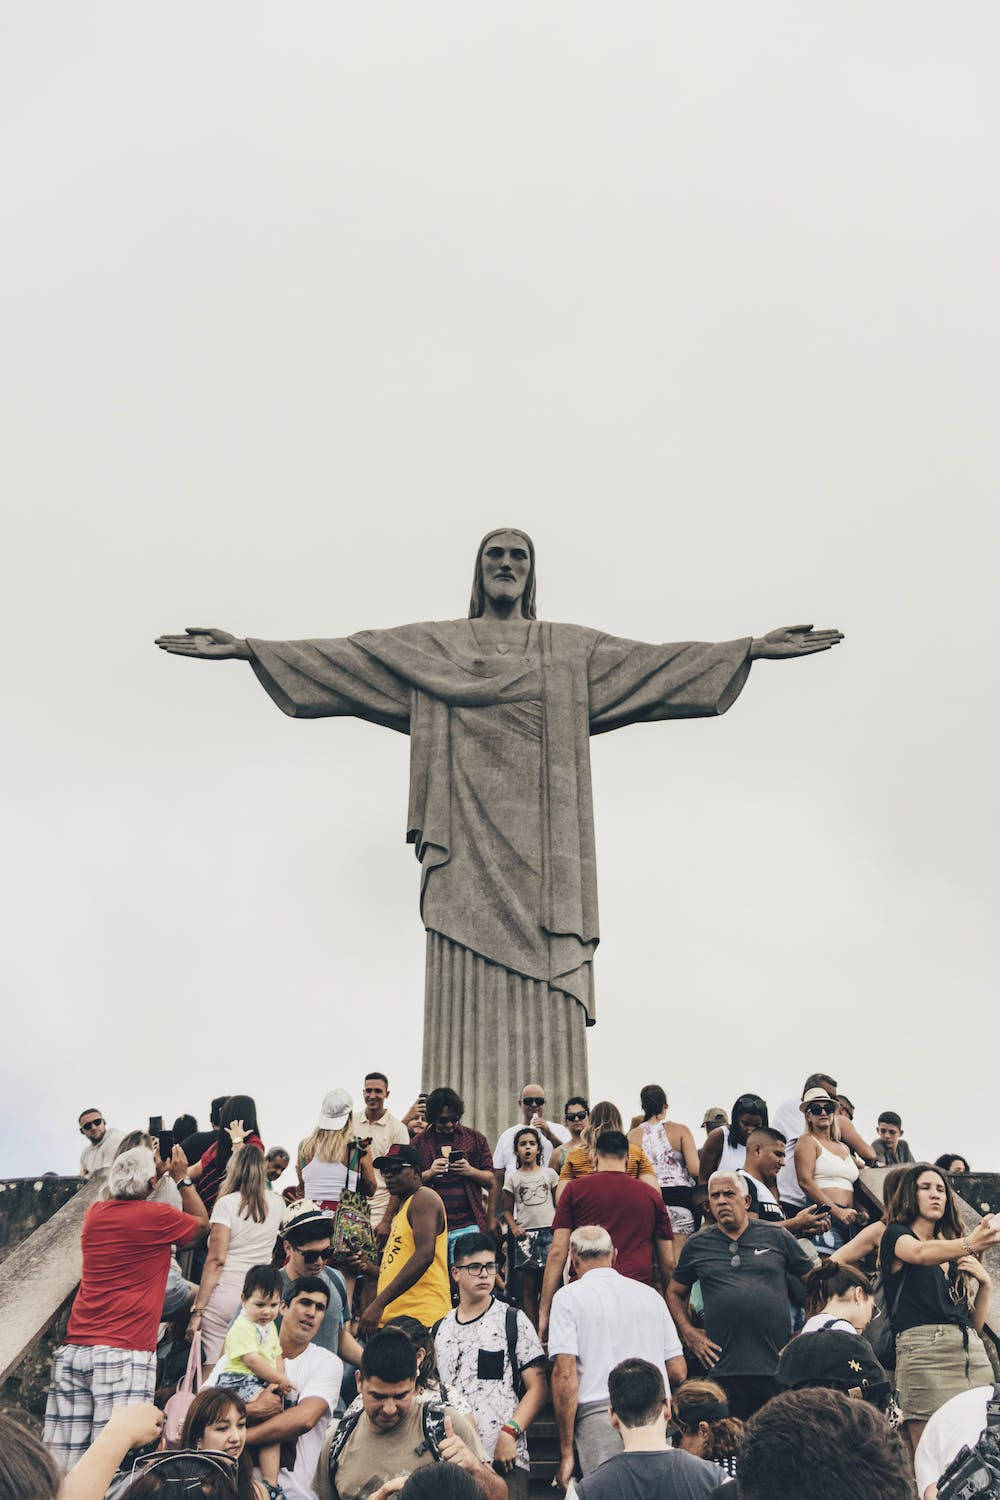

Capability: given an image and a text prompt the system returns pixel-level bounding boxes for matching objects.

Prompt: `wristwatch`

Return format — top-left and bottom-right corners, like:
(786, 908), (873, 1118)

(178, 1177), (194, 1188)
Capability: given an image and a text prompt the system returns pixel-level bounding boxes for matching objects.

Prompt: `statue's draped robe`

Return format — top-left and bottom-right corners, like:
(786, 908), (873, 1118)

(248, 621), (751, 1140)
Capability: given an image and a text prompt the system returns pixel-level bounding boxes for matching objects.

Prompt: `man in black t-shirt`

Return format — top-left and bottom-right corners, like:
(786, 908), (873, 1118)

(666, 1171), (813, 1420)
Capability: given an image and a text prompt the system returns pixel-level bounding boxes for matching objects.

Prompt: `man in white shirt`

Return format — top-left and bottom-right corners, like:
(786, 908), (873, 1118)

(208, 1276), (343, 1500)
(494, 1083), (571, 1185)
(548, 1225), (685, 1486)
(78, 1108), (124, 1177)
(353, 1072), (410, 1242)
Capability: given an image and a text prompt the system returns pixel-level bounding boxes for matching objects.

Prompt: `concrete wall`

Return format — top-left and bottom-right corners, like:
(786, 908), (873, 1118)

(0, 1177), (82, 1264)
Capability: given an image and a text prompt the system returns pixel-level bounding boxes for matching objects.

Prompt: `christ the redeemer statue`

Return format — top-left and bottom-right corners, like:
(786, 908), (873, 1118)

(157, 528), (842, 1144)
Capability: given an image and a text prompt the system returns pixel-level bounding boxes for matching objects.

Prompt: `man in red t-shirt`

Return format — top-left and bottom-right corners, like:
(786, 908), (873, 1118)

(538, 1130), (674, 1343)
(44, 1144), (207, 1471)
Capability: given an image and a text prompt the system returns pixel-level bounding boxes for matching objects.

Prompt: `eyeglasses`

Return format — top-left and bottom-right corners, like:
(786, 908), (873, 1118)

(130, 1451), (238, 1492)
(522, 1097), (545, 1108)
(807, 1103), (837, 1115)
(456, 1262), (496, 1276)
(565, 1111), (587, 1122)
(81, 1118), (104, 1130)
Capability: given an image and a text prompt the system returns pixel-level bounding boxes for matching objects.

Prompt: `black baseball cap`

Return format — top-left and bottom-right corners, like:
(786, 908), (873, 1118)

(373, 1143), (422, 1171)
(776, 1330), (889, 1406)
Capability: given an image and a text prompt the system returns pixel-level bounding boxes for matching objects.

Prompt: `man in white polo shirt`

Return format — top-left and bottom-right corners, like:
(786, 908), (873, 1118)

(354, 1072), (410, 1243)
(548, 1224), (686, 1486)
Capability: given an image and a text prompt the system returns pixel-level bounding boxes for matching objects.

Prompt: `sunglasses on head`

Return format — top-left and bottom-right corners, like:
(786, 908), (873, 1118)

(129, 1451), (238, 1493)
(735, 1096), (765, 1113)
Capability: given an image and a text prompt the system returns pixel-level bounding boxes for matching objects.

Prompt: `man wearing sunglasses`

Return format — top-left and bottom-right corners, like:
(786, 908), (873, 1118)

(667, 1171), (814, 1422)
(493, 1084), (572, 1188)
(78, 1108), (124, 1178)
(277, 1202), (363, 1368)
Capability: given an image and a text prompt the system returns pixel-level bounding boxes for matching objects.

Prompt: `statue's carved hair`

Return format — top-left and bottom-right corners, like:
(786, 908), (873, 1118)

(469, 529), (537, 619)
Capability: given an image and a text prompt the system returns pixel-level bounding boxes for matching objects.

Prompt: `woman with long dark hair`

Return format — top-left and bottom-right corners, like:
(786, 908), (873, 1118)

(186, 1096), (264, 1214)
(879, 1162), (1000, 1451)
(179, 1388), (269, 1500)
(697, 1093), (768, 1192)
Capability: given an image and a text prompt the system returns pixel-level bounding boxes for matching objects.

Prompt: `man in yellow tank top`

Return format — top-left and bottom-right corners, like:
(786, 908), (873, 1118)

(358, 1144), (450, 1337)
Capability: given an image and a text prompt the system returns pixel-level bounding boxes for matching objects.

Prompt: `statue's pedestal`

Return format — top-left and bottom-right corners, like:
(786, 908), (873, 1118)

(421, 933), (590, 1149)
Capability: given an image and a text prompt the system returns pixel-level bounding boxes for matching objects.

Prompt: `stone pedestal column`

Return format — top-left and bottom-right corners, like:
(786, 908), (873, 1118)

(422, 932), (590, 1150)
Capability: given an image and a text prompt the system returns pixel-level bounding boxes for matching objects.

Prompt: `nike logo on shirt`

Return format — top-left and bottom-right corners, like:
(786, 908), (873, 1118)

(753, 1248), (771, 1256)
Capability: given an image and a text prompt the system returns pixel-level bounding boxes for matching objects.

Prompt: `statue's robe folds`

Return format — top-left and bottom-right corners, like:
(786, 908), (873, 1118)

(248, 621), (752, 1141)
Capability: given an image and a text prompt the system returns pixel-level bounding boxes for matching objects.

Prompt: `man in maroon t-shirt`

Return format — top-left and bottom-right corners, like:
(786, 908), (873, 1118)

(44, 1144), (207, 1471)
(538, 1130), (674, 1342)
(413, 1086), (497, 1251)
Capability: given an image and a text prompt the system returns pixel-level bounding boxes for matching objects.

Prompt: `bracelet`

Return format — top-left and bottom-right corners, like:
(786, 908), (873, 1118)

(502, 1419), (522, 1438)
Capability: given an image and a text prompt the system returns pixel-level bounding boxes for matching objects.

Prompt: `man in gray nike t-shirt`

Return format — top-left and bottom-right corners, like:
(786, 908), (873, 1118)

(666, 1171), (813, 1421)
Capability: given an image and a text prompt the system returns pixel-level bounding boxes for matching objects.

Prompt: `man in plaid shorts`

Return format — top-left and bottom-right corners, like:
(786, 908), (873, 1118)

(44, 1143), (207, 1470)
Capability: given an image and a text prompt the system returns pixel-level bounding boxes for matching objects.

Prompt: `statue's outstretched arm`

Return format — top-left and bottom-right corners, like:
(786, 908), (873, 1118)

(749, 624), (844, 660)
(155, 627), (252, 661)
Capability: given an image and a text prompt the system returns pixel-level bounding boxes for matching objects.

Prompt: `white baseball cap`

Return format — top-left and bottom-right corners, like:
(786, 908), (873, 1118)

(317, 1088), (353, 1130)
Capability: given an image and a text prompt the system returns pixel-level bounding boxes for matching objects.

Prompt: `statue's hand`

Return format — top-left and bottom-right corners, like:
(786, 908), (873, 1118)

(154, 627), (251, 660)
(750, 624), (844, 660)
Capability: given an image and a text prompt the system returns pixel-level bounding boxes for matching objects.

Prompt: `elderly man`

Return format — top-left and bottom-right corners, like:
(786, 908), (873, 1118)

(207, 1276), (343, 1500)
(548, 1225), (686, 1484)
(44, 1145), (207, 1469)
(666, 1170), (813, 1420)
(353, 1071), (411, 1243)
(77, 1108), (124, 1177)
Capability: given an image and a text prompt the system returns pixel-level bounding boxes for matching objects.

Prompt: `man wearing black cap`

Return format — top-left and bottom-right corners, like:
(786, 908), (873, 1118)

(356, 1144), (451, 1338)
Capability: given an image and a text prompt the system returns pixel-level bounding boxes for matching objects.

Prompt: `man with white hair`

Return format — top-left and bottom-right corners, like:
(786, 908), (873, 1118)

(44, 1145), (208, 1470)
(548, 1224), (686, 1485)
(666, 1170), (813, 1421)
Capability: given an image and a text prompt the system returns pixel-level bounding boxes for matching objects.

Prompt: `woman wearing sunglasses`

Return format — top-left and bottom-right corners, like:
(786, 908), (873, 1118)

(793, 1086), (864, 1254)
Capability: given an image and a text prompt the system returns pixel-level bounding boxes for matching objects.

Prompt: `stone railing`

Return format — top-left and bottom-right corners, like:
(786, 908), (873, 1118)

(0, 1173), (106, 1418)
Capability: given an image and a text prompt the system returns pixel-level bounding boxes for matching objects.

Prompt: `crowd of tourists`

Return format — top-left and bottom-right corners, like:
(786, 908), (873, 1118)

(3, 1071), (996, 1500)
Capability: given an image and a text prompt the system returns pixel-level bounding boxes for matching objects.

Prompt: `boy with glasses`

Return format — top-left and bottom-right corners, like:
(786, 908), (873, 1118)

(78, 1108), (124, 1177)
(433, 1233), (548, 1498)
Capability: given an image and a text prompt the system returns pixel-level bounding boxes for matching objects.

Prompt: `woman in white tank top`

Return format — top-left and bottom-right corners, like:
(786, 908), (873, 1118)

(794, 1086), (864, 1254)
(296, 1088), (376, 1213)
(697, 1093), (769, 1212)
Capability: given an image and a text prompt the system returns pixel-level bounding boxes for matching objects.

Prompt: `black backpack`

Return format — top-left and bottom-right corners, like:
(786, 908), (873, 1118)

(432, 1303), (526, 1400)
(326, 1397), (450, 1499)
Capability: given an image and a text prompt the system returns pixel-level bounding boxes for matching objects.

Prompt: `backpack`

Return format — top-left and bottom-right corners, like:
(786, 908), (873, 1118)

(326, 1396), (449, 1497)
(432, 1303), (526, 1400)
(938, 1384), (1000, 1499)
(865, 1256), (908, 1370)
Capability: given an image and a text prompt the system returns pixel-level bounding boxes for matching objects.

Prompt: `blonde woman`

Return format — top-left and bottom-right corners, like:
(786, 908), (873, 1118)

(188, 1145), (285, 1367)
(296, 1088), (376, 1212)
(794, 1085), (863, 1254)
(556, 1100), (658, 1201)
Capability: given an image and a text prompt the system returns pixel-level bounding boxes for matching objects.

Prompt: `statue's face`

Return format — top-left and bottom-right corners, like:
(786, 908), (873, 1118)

(480, 530), (531, 610)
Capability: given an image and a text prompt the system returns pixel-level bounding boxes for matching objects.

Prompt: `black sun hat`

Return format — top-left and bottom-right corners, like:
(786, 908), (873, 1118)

(776, 1329), (890, 1406)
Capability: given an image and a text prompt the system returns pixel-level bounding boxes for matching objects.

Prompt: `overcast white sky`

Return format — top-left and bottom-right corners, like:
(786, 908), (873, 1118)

(3, 5), (998, 1179)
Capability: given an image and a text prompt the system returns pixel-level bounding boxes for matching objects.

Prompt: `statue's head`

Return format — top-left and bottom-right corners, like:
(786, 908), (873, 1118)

(468, 528), (537, 619)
